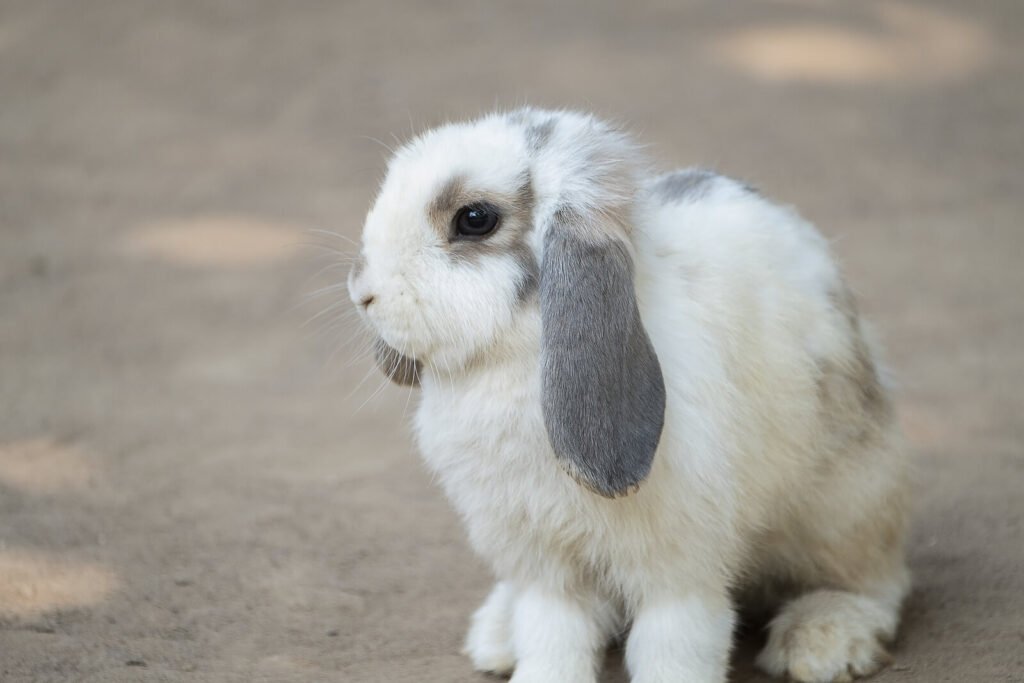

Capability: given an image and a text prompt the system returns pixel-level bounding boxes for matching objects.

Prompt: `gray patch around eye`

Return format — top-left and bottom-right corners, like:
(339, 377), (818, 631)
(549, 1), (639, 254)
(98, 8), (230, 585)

(513, 171), (535, 210)
(539, 229), (666, 498)
(441, 171), (540, 303)
(428, 174), (467, 237)
(373, 338), (421, 387)
(511, 174), (539, 301)
(511, 241), (539, 302)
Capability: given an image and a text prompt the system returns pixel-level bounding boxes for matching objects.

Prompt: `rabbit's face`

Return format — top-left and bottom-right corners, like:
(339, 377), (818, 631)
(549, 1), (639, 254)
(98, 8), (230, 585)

(349, 117), (539, 378)
(350, 109), (666, 497)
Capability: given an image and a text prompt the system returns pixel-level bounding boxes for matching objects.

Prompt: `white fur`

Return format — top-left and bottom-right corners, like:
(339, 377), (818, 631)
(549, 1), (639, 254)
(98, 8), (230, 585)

(626, 594), (735, 682)
(350, 109), (909, 683)
(510, 585), (618, 683)
(463, 581), (517, 675)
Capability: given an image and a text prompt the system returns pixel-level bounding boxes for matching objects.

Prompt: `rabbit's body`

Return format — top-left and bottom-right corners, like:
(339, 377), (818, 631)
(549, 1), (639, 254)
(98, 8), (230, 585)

(351, 109), (908, 683)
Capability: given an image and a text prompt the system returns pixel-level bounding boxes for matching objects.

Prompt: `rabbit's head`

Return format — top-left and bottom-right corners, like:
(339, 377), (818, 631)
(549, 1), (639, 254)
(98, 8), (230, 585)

(349, 109), (665, 497)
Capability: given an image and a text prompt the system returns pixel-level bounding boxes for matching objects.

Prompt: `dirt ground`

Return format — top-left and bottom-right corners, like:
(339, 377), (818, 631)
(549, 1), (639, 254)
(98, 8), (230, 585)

(1, 1), (1022, 681)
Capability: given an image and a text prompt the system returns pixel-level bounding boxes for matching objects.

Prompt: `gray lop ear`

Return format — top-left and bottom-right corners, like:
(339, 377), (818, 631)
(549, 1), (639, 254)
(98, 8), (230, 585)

(539, 209), (666, 498)
(374, 338), (421, 387)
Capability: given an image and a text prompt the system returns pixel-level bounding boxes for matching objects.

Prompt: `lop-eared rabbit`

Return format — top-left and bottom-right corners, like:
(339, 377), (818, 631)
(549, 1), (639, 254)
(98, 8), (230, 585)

(347, 109), (909, 683)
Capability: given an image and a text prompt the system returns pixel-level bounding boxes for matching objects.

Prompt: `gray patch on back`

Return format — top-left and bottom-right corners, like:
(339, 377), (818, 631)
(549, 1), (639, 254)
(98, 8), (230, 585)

(816, 285), (893, 449)
(373, 338), (421, 387)
(539, 226), (666, 498)
(815, 349), (890, 449)
(651, 168), (758, 204)
(651, 168), (720, 202)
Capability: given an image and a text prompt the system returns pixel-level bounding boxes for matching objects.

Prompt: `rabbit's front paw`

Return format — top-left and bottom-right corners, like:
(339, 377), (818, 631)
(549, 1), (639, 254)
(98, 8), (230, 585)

(463, 582), (516, 675)
(509, 664), (595, 683)
(464, 627), (515, 676)
(756, 590), (897, 683)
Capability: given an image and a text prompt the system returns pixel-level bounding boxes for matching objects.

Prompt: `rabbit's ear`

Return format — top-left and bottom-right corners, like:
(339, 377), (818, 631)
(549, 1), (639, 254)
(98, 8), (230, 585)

(539, 206), (665, 498)
(374, 338), (421, 387)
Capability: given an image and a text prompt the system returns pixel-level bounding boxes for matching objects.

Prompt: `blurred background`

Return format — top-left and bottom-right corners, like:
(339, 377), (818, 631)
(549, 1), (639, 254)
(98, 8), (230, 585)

(1, 1), (1022, 681)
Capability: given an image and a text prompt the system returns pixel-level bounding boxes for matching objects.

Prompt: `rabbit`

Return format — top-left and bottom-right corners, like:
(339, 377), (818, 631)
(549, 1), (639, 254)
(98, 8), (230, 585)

(347, 108), (910, 683)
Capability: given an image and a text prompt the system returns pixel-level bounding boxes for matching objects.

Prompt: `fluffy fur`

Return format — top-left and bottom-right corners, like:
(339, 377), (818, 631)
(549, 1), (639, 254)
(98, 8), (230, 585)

(348, 108), (909, 683)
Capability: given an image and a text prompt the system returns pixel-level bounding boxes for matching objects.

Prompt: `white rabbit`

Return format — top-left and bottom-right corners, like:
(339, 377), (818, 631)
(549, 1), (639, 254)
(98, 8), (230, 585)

(347, 108), (909, 683)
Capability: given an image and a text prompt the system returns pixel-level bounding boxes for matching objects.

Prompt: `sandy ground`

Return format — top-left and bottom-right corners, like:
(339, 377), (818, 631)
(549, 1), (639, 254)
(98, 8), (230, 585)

(1, 1), (1022, 681)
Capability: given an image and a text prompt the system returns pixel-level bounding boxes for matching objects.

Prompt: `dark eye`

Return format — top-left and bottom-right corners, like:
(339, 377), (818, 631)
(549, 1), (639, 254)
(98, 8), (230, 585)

(454, 204), (500, 238)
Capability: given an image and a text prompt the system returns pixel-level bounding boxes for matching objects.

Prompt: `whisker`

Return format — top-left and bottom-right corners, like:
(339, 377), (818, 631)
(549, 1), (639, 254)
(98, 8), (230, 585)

(346, 356), (382, 399)
(360, 135), (396, 155)
(327, 323), (371, 369)
(353, 376), (390, 415)
(300, 284), (353, 306)
(307, 228), (361, 248)
(301, 299), (357, 329)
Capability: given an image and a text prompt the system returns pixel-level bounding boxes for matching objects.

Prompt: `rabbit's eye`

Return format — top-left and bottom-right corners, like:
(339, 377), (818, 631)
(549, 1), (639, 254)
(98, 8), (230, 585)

(454, 204), (500, 238)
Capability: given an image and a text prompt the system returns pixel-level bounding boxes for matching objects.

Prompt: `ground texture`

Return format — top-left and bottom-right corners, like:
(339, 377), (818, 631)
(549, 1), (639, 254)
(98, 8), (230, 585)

(1, 1), (1022, 681)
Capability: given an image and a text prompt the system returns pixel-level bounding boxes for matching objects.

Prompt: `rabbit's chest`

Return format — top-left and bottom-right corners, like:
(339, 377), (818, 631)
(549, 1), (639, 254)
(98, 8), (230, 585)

(415, 378), (598, 563)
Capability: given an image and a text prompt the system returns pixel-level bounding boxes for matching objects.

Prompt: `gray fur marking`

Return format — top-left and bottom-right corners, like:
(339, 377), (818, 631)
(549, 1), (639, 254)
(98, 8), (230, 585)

(373, 338), (421, 387)
(525, 118), (556, 153)
(510, 174), (539, 301)
(652, 168), (720, 202)
(652, 168), (760, 203)
(428, 174), (467, 236)
(434, 172), (539, 303)
(814, 284), (892, 449)
(539, 227), (666, 498)
(512, 240), (539, 302)
(506, 109), (530, 126)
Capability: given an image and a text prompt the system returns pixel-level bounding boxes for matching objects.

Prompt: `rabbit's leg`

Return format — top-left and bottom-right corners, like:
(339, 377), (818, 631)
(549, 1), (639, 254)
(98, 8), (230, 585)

(755, 434), (910, 682)
(464, 581), (517, 675)
(753, 551), (909, 683)
(755, 573), (907, 683)
(509, 584), (616, 683)
(626, 589), (735, 683)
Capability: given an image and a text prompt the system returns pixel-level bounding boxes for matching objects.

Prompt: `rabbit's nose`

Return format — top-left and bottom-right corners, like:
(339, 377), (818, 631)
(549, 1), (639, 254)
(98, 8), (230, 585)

(347, 260), (376, 309)
(349, 282), (376, 309)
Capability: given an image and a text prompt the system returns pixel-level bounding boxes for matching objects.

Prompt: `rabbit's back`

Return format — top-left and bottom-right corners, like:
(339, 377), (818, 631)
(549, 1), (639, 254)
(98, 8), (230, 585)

(635, 170), (903, 567)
